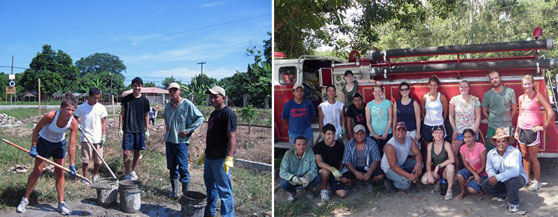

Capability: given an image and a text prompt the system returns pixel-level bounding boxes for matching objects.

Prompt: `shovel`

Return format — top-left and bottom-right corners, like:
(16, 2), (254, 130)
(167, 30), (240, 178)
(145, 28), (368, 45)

(78, 126), (118, 180)
(2, 138), (92, 185)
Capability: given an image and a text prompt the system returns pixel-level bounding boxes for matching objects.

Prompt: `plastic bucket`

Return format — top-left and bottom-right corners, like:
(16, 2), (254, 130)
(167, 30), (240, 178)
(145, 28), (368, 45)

(118, 180), (142, 213)
(91, 178), (118, 207)
(180, 191), (207, 217)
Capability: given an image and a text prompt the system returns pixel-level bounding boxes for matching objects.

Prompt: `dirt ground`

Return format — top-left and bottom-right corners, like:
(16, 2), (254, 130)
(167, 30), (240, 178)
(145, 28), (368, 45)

(274, 158), (558, 217)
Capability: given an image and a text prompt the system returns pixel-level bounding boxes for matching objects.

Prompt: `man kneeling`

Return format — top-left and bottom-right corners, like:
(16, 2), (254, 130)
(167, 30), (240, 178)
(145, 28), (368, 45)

(481, 128), (528, 213)
(314, 124), (347, 202)
(279, 136), (320, 201)
(341, 124), (384, 192)
(381, 122), (423, 192)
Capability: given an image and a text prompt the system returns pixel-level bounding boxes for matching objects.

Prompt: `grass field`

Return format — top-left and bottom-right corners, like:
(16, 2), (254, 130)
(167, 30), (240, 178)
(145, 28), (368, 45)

(0, 107), (271, 215)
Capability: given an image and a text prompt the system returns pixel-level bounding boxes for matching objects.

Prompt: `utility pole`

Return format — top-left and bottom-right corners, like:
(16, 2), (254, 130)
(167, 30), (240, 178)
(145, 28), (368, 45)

(197, 61), (206, 75)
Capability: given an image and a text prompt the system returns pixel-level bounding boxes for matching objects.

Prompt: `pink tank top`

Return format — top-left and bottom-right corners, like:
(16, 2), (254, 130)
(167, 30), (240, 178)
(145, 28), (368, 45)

(518, 92), (542, 129)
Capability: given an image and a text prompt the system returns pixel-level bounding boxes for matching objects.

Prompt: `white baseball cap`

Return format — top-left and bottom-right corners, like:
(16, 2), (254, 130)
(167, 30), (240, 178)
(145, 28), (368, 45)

(206, 86), (226, 96)
(168, 82), (180, 89)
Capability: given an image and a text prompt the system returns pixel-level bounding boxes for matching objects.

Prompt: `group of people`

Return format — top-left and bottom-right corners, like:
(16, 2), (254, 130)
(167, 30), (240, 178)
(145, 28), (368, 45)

(280, 70), (554, 213)
(16, 77), (238, 217)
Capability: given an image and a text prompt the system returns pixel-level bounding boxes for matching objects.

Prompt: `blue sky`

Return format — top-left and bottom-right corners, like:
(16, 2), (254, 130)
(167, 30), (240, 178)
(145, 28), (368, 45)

(0, 0), (271, 85)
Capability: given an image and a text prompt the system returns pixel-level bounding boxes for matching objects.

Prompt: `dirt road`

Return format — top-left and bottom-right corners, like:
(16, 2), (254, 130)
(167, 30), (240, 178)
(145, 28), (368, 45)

(275, 158), (558, 217)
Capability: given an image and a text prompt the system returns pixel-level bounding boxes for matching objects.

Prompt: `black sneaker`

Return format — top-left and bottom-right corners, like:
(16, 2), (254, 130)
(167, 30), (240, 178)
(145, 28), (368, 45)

(385, 179), (396, 193)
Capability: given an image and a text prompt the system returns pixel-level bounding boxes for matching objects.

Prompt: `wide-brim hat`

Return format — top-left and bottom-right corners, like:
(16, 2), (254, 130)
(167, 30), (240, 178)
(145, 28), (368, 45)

(490, 127), (514, 144)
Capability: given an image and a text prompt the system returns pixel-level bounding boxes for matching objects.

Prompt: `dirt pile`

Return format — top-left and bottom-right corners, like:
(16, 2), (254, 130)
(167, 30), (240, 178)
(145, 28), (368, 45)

(0, 113), (21, 127)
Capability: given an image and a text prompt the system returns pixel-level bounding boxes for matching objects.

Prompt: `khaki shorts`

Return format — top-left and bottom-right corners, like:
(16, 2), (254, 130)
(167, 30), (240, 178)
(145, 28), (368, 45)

(81, 142), (103, 164)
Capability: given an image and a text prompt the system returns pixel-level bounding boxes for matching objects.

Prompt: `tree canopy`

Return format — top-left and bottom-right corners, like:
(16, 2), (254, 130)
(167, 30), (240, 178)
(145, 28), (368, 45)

(19, 45), (79, 96)
(75, 53), (126, 75)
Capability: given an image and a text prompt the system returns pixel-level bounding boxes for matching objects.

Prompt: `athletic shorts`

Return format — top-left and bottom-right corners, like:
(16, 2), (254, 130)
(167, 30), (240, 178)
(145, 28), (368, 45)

(518, 127), (540, 146)
(37, 137), (66, 159)
(122, 132), (146, 151)
(431, 165), (446, 178)
(81, 142), (103, 164)
(342, 166), (384, 180)
(457, 168), (487, 192)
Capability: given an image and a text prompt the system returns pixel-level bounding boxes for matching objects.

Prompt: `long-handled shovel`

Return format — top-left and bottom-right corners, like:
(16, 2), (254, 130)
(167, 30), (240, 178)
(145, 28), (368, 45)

(2, 138), (92, 185)
(77, 126), (117, 180)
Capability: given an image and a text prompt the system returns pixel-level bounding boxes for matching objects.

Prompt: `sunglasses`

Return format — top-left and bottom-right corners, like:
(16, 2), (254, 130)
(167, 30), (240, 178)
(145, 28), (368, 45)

(400, 88), (409, 91)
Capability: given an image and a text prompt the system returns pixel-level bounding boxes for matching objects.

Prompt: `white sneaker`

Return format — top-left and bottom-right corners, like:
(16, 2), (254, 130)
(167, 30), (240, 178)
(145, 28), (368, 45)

(320, 190), (330, 202)
(444, 190), (453, 200)
(124, 171), (139, 180)
(508, 203), (519, 213)
(16, 197), (28, 213)
(58, 202), (71, 215)
(528, 180), (541, 192)
(93, 175), (100, 182)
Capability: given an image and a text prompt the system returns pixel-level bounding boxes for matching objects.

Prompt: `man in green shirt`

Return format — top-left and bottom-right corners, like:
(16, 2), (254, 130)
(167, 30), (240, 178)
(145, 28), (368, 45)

(482, 71), (518, 150)
(164, 82), (204, 198)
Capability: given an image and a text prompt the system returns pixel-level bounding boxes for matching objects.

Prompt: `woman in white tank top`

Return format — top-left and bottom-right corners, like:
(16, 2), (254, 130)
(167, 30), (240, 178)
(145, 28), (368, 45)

(421, 76), (448, 144)
(17, 94), (80, 215)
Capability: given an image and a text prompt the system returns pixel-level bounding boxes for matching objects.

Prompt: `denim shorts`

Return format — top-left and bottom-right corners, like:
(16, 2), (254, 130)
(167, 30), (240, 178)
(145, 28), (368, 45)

(37, 137), (66, 159)
(457, 168), (487, 192)
(122, 132), (146, 150)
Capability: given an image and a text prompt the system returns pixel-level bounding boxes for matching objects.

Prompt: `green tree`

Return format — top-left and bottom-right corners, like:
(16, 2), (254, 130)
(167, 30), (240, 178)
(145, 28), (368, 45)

(239, 104), (258, 134)
(183, 74), (217, 105)
(19, 45), (79, 96)
(274, 0), (457, 58)
(162, 76), (181, 89)
(76, 71), (125, 95)
(143, 82), (157, 87)
(75, 53), (126, 76)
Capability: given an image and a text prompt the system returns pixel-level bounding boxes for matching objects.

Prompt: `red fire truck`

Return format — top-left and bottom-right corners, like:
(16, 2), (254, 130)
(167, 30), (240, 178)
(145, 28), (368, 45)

(274, 28), (558, 157)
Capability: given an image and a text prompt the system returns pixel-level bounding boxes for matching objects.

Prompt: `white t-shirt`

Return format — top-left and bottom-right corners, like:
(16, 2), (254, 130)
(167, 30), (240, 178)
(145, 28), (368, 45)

(75, 102), (108, 143)
(318, 100), (344, 139)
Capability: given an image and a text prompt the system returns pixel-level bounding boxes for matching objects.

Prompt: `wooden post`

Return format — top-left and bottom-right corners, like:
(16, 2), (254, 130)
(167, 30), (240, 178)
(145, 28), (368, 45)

(38, 78), (41, 115)
(112, 94), (116, 124)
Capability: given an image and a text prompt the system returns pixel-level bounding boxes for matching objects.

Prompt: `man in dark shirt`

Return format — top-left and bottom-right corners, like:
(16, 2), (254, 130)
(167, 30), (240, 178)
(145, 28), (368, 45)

(118, 77), (150, 180)
(314, 124), (347, 202)
(345, 92), (368, 139)
(199, 86), (237, 217)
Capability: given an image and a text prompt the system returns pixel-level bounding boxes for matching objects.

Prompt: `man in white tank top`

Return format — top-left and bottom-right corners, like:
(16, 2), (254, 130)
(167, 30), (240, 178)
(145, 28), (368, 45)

(318, 85), (345, 141)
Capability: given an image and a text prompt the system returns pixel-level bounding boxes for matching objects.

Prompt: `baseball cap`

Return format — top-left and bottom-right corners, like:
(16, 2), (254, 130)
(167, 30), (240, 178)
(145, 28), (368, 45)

(344, 70), (354, 76)
(292, 83), (304, 90)
(353, 124), (366, 133)
(168, 82), (180, 89)
(432, 125), (444, 132)
(395, 121), (407, 130)
(206, 86), (226, 96)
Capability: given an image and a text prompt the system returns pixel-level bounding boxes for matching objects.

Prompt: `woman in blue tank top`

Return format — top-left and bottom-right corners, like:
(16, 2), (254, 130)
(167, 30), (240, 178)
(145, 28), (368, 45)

(17, 93), (79, 215)
(393, 82), (421, 143)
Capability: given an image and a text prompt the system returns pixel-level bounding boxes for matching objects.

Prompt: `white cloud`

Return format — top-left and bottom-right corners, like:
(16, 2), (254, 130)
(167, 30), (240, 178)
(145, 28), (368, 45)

(200, 1), (226, 8)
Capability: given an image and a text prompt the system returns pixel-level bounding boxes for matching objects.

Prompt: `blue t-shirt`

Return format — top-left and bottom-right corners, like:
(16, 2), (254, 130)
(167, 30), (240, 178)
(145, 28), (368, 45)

(281, 99), (316, 135)
(368, 99), (392, 136)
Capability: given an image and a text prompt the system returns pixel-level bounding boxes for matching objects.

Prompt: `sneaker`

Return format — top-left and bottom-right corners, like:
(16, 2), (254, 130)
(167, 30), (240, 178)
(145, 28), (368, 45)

(444, 190), (453, 200)
(305, 188), (315, 199)
(16, 197), (28, 213)
(433, 180), (440, 192)
(528, 180), (541, 192)
(495, 197), (507, 202)
(320, 190), (330, 202)
(58, 202), (71, 215)
(124, 171), (139, 180)
(287, 191), (296, 202)
(508, 204), (519, 213)
(367, 184), (375, 193)
(93, 175), (100, 182)
(385, 179), (396, 193)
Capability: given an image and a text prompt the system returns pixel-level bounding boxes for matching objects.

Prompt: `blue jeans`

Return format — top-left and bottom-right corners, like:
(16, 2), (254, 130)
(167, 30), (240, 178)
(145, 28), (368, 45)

(457, 168), (487, 192)
(165, 142), (189, 183)
(289, 128), (314, 148)
(481, 176), (525, 206)
(384, 158), (417, 190)
(204, 157), (234, 217)
(279, 176), (321, 193)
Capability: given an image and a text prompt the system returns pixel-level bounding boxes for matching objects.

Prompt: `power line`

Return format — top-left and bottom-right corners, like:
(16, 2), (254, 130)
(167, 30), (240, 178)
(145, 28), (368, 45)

(75, 14), (270, 53)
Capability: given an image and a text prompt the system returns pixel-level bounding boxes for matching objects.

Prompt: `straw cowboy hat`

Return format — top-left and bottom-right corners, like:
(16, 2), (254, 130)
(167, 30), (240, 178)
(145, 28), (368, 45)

(491, 128), (513, 143)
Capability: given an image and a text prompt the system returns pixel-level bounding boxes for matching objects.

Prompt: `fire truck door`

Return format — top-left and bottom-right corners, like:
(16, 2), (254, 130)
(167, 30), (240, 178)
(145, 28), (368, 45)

(319, 68), (333, 87)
